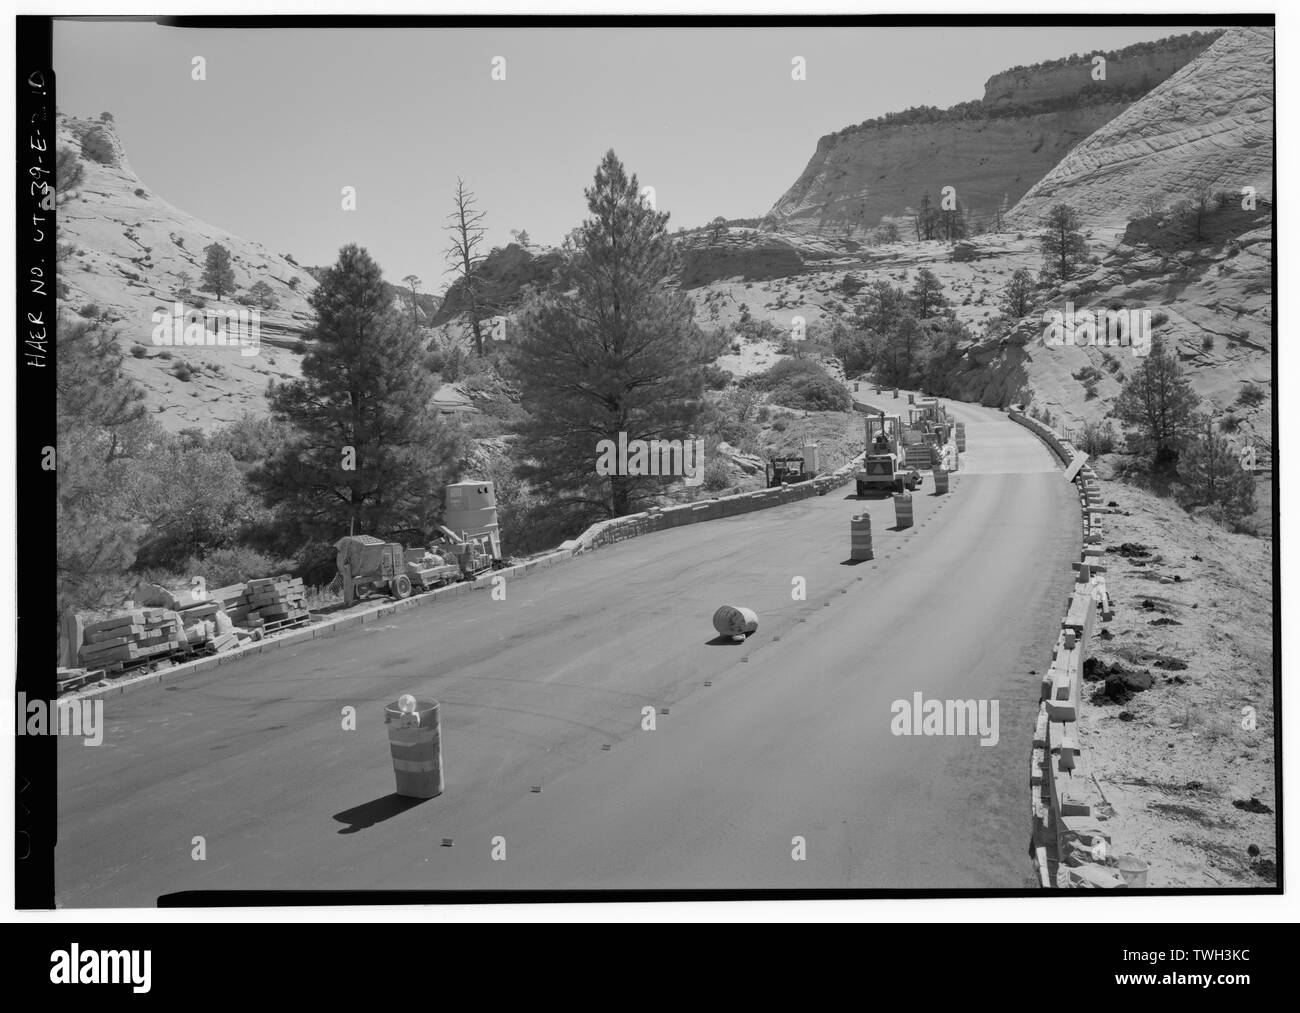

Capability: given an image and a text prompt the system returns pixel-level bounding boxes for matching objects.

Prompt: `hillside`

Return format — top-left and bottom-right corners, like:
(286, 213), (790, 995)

(55, 115), (320, 430)
(764, 31), (1219, 237)
(1007, 26), (1274, 230)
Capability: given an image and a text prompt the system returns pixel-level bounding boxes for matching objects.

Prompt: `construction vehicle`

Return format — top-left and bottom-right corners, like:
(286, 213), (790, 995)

(855, 413), (923, 495)
(335, 535), (462, 604)
(764, 443), (819, 487)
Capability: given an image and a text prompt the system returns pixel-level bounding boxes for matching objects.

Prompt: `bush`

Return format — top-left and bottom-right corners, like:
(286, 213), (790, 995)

(771, 417), (788, 432)
(134, 188), (147, 198)
(1236, 382), (1267, 407)
(702, 457), (731, 492)
(79, 126), (115, 165)
(1080, 420), (1117, 456)
(772, 372), (851, 411)
(703, 363), (732, 390)
(130, 344), (147, 358)
(1201, 333), (1214, 351)
(184, 546), (293, 590)
(172, 362), (193, 382)
(80, 303), (100, 318)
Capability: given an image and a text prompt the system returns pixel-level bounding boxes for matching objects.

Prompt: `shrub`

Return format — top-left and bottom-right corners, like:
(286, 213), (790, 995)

(702, 457), (731, 492)
(1080, 420), (1117, 456)
(80, 303), (100, 318)
(1152, 310), (1169, 327)
(79, 126), (115, 165)
(1236, 382), (1267, 407)
(1201, 333), (1214, 351)
(130, 344), (147, 358)
(772, 417), (788, 432)
(134, 188), (147, 198)
(703, 363), (732, 390)
(172, 362), (193, 382)
(184, 546), (293, 589)
(293, 339), (307, 355)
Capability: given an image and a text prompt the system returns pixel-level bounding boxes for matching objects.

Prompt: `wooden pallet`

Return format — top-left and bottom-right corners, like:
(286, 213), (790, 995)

(257, 613), (310, 634)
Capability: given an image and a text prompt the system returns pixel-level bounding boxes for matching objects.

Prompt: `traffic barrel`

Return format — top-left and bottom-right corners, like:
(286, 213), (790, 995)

(893, 492), (914, 529)
(385, 695), (444, 798)
(956, 423), (966, 452)
(850, 513), (874, 560)
(712, 605), (758, 640)
(893, 388), (899, 399)
(933, 468), (950, 495)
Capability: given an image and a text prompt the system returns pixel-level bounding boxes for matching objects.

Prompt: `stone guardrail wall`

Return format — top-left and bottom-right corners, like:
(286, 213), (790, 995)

(560, 453), (867, 554)
(1010, 409), (1134, 888)
(72, 453), (868, 703)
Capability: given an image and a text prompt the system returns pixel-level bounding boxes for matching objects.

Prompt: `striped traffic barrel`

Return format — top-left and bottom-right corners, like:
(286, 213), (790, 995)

(956, 423), (966, 452)
(384, 696), (444, 798)
(712, 605), (758, 640)
(893, 492), (914, 528)
(850, 513), (874, 560)
(933, 468), (950, 494)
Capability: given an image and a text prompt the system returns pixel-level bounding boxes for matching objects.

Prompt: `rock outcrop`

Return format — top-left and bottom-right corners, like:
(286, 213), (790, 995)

(1007, 26), (1273, 230)
(56, 114), (320, 430)
(765, 31), (1220, 237)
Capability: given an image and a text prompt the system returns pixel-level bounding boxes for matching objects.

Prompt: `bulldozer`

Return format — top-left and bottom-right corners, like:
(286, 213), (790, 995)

(855, 413), (922, 496)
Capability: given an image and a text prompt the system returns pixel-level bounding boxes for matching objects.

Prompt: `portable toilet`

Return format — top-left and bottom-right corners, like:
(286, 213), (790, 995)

(445, 480), (501, 558)
(802, 443), (820, 476)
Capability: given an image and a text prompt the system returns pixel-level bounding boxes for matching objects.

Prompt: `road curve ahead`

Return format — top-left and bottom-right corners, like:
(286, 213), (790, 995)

(57, 401), (1078, 904)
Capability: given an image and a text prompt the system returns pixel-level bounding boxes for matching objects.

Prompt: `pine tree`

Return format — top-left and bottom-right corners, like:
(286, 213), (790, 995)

(56, 315), (150, 613)
(444, 179), (488, 355)
(511, 150), (712, 520)
(908, 268), (948, 320)
(1001, 268), (1037, 318)
(202, 242), (236, 300)
(1039, 204), (1089, 282)
(1177, 417), (1255, 517)
(1113, 337), (1200, 466)
(249, 244), (464, 545)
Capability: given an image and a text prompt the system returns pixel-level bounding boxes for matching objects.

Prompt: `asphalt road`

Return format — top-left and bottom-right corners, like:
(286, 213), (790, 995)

(56, 397), (1078, 905)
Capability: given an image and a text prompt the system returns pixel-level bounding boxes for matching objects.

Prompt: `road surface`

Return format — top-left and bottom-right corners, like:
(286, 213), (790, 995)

(56, 398), (1078, 904)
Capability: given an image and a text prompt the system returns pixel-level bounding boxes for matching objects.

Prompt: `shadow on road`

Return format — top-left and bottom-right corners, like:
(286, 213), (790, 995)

(705, 635), (748, 646)
(839, 558), (870, 566)
(333, 793), (429, 834)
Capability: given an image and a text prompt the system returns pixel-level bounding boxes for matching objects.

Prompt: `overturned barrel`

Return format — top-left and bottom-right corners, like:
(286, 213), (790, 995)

(893, 492), (914, 529)
(712, 605), (758, 640)
(933, 468), (950, 495)
(384, 695), (444, 799)
(850, 513), (874, 561)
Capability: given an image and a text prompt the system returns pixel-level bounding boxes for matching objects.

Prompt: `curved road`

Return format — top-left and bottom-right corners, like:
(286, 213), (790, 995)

(56, 398), (1078, 904)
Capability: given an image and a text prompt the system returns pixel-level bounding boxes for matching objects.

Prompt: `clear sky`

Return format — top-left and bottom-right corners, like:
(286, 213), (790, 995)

(53, 20), (1212, 292)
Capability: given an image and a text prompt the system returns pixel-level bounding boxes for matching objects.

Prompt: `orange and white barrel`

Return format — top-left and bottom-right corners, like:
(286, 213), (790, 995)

(893, 492), (914, 529)
(385, 697), (444, 798)
(850, 513), (874, 560)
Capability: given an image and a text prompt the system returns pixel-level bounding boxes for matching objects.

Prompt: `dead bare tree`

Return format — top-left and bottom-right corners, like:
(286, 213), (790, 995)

(443, 179), (488, 355)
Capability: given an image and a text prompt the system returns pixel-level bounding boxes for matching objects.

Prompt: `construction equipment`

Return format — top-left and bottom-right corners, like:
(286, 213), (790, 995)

(765, 443), (819, 487)
(335, 535), (461, 604)
(435, 479), (506, 577)
(855, 412), (923, 495)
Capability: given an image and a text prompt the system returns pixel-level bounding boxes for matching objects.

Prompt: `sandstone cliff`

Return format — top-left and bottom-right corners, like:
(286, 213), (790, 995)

(765, 31), (1220, 237)
(1007, 26), (1273, 230)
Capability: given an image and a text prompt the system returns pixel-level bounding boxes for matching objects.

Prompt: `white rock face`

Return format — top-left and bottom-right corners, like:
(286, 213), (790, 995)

(1007, 27), (1274, 230)
(56, 115), (320, 431)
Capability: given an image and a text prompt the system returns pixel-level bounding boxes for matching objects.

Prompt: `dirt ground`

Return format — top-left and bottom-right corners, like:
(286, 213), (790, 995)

(1076, 469), (1276, 887)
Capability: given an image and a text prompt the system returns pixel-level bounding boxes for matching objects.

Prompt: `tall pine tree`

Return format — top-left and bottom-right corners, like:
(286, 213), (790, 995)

(511, 150), (712, 520)
(249, 244), (464, 547)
